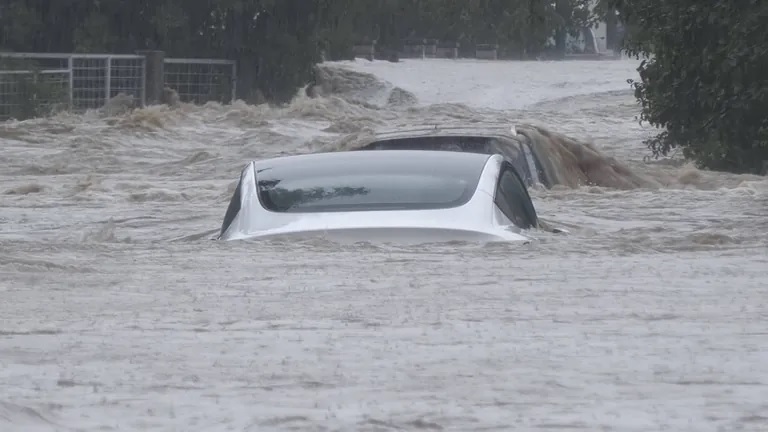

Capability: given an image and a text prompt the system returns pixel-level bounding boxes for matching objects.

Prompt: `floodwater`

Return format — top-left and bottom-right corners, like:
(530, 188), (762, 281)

(1, 58), (767, 432)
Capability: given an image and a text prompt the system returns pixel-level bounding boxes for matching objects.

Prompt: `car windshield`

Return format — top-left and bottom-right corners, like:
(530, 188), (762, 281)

(256, 153), (487, 213)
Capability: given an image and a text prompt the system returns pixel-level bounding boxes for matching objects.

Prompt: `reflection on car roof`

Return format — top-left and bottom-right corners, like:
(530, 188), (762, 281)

(251, 149), (493, 172)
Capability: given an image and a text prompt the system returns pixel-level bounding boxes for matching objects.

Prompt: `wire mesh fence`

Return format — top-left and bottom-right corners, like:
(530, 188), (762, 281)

(70, 56), (145, 110)
(0, 53), (146, 120)
(163, 58), (236, 104)
(0, 69), (70, 120)
(0, 53), (237, 121)
(71, 57), (106, 110)
(110, 57), (146, 104)
(0, 55), (70, 120)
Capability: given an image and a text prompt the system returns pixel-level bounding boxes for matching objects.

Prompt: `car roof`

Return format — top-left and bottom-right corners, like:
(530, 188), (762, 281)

(250, 149), (494, 172)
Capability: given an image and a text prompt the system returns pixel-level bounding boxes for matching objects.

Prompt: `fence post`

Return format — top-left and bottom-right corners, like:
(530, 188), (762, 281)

(67, 56), (74, 110)
(105, 56), (112, 103)
(230, 62), (237, 103)
(136, 50), (165, 105)
(234, 56), (260, 103)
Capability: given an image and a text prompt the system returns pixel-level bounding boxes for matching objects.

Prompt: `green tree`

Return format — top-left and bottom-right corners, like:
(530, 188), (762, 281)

(610, 0), (768, 174)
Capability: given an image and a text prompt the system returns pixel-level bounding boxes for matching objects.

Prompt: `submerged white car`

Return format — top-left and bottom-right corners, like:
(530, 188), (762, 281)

(218, 150), (540, 244)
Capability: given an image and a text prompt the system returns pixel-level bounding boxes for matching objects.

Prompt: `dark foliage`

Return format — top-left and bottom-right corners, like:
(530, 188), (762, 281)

(609, 0), (768, 174)
(1, 0), (603, 105)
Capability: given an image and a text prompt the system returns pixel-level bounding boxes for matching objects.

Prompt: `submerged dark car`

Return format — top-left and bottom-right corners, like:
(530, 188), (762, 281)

(352, 125), (555, 188)
(334, 121), (657, 192)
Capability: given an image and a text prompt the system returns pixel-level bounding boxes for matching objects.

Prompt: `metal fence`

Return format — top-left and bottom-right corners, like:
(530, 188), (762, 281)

(0, 69), (70, 119)
(71, 55), (146, 110)
(164, 58), (236, 105)
(0, 53), (146, 119)
(0, 53), (237, 121)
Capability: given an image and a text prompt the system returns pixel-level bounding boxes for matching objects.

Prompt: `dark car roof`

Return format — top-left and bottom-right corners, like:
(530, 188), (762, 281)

(350, 129), (548, 188)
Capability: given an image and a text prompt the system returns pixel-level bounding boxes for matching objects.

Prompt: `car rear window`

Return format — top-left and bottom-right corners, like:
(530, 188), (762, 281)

(256, 152), (488, 213)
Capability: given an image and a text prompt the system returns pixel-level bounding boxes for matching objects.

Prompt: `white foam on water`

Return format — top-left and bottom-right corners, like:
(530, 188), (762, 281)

(1, 57), (767, 432)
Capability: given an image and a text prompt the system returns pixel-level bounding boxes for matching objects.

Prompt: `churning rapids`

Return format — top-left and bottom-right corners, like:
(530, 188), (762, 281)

(1, 58), (767, 432)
